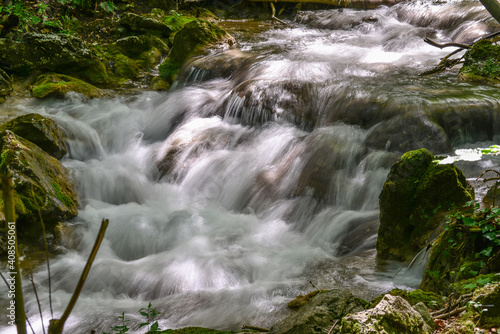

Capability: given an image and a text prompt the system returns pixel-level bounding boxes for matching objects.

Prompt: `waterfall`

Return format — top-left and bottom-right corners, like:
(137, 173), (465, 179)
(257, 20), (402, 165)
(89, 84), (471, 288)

(1, 1), (500, 332)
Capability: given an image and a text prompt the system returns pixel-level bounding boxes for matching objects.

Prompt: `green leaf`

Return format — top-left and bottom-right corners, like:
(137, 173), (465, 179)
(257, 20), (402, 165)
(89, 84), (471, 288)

(463, 283), (478, 289)
(477, 277), (491, 286)
(140, 311), (148, 316)
(469, 270), (479, 276)
(151, 321), (159, 331)
(480, 247), (494, 257)
(463, 217), (476, 226)
(139, 323), (149, 328)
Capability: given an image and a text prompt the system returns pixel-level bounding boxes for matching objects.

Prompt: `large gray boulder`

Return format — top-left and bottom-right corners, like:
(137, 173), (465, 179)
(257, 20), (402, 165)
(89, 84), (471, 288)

(268, 290), (366, 334)
(340, 294), (433, 334)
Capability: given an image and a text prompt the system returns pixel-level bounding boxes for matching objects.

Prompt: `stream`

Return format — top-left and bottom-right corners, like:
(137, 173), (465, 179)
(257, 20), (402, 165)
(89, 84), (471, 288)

(2, 0), (500, 332)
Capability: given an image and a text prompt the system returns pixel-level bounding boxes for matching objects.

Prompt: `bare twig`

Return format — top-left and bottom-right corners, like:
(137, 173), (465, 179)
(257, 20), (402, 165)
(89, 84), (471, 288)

(327, 319), (339, 334)
(424, 38), (470, 49)
(28, 261), (46, 334)
(477, 169), (500, 180)
(435, 305), (467, 319)
(48, 219), (109, 334)
(270, 2), (290, 25)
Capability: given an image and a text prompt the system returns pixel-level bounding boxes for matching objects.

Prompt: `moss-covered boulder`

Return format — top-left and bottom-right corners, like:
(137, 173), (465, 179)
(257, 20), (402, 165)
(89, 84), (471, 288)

(0, 130), (78, 244)
(159, 19), (235, 83)
(158, 328), (233, 334)
(474, 282), (500, 327)
(340, 294), (432, 334)
(119, 12), (173, 37)
(268, 289), (367, 334)
(32, 73), (104, 99)
(377, 148), (474, 261)
(368, 288), (444, 310)
(458, 40), (500, 85)
(0, 33), (106, 82)
(0, 113), (67, 159)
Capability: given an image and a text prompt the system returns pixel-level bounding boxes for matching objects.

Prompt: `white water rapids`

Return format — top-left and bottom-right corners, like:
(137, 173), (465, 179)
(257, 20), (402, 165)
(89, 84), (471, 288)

(2, 0), (500, 332)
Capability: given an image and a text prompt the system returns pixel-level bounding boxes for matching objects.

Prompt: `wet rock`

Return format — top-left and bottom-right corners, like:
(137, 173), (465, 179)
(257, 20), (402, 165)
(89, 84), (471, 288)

(340, 294), (432, 334)
(0, 113), (67, 159)
(119, 12), (173, 37)
(0, 131), (78, 244)
(483, 182), (500, 207)
(459, 40), (500, 86)
(0, 33), (108, 84)
(268, 289), (366, 334)
(159, 19), (235, 83)
(32, 73), (104, 99)
(413, 302), (435, 330)
(176, 49), (257, 85)
(115, 35), (169, 59)
(377, 148), (474, 261)
(365, 113), (450, 154)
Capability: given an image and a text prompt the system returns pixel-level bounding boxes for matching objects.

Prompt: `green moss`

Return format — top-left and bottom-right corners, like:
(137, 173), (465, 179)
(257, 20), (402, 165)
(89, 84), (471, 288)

(161, 15), (196, 32)
(158, 328), (234, 334)
(159, 58), (182, 82)
(32, 73), (104, 99)
(51, 182), (75, 208)
(459, 40), (500, 84)
(369, 289), (444, 310)
(449, 273), (500, 294)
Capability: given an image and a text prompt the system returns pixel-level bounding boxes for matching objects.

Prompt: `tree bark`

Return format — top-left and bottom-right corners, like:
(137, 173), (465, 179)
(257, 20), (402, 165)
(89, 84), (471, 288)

(480, 0), (500, 25)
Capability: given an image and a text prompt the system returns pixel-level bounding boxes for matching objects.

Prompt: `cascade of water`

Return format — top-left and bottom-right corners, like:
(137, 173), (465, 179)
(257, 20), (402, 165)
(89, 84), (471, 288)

(2, 1), (500, 333)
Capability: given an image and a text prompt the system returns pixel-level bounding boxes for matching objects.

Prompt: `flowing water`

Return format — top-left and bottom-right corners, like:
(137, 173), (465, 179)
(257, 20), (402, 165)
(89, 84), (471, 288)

(2, 0), (500, 333)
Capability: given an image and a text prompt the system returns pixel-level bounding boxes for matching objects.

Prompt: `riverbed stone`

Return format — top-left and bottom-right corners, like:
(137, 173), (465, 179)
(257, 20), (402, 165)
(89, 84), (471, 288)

(340, 294), (432, 334)
(0, 113), (67, 159)
(0, 130), (78, 244)
(268, 289), (366, 334)
(377, 148), (474, 261)
(159, 19), (235, 83)
(365, 113), (450, 153)
(32, 73), (104, 99)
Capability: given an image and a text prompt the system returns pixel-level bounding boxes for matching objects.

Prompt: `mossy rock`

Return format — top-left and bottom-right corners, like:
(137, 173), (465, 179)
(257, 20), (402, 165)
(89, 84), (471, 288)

(0, 130), (78, 245)
(458, 40), (500, 85)
(32, 73), (104, 99)
(159, 19), (235, 83)
(0, 113), (67, 159)
(340, 294), (432, 334)
(287, 290), (328, 311)
(420, 222), (498, 293)
(268, 289), (367, 334)
(119, 12), (173, 37)
(158, 328), (233, 334)
(0, 33), (113, 85)
(377, 148), (474, 262)
(150, 76), (171, 90)
(368, 288), (444, 310)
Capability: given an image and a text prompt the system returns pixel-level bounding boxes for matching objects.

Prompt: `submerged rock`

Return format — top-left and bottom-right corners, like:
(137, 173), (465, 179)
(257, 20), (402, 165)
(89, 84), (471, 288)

(377, 148), (474, 261)
(268, 289), (366, 334)
(340, 294), (432, 334)
(32, 73), (104, 99)
(0, 131), (78, 244)
(159, 19), (235, 83)
(0, 113), (67, 159)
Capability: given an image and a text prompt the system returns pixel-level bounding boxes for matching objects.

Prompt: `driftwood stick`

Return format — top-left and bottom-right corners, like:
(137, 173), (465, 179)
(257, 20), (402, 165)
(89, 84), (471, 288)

(477, 169), (500, 180)
(435, 306), (467, 319)
(424, 38), (470, 49)
(48, 219), (109, 334)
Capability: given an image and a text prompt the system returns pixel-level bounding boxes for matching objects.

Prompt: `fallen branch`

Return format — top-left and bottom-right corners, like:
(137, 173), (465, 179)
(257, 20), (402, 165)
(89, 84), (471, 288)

(424, 38), (470, 49)
(241, 324), (270, 332)
(270, 2), (290, 26)
(48, 219), (109, 334)
(435, 305), (467, 319)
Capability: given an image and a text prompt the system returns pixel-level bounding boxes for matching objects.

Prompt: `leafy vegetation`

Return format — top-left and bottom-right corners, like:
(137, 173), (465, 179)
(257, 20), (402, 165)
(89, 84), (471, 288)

(104, 303), (162, 334)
